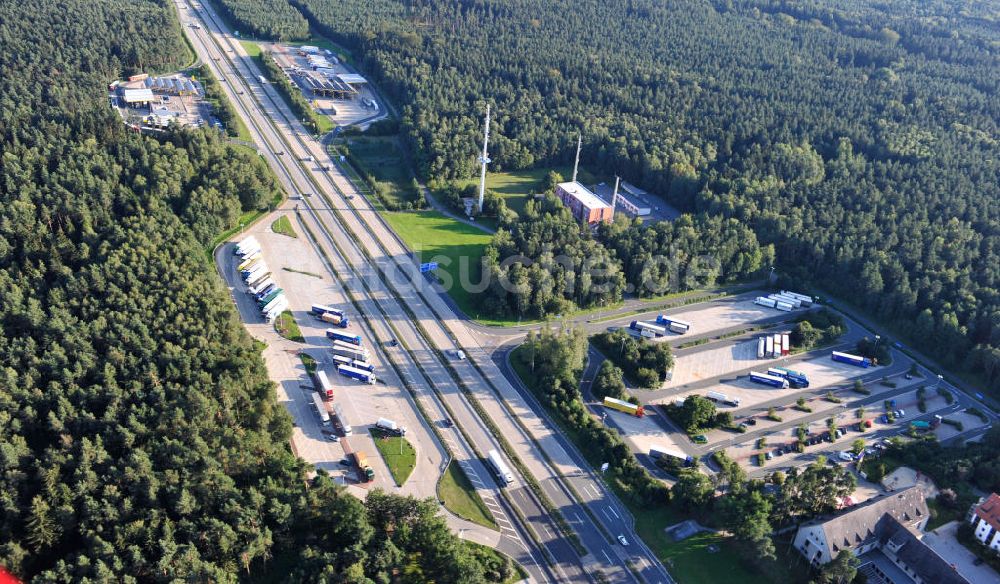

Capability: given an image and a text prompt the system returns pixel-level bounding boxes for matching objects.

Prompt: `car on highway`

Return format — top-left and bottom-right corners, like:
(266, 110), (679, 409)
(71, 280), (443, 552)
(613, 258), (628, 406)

(275, 150), (284, 156)
(617, 535), (629, 546)
(692, 434), (707, 444)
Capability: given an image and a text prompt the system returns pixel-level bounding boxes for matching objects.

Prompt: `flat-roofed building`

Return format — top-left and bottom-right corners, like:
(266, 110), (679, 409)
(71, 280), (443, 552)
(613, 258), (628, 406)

(120, 88), (154, 107)
(593, 182), (651, 218)
(555, 181), (613, 225)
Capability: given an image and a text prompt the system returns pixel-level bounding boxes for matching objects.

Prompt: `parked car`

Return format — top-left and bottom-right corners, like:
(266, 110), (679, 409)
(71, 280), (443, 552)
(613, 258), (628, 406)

(692, 434), (708, 444)
(765, 452), (773, 460)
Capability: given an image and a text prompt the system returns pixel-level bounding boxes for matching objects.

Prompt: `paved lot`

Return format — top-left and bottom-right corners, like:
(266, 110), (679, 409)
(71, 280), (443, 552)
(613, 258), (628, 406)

(267, 43), (382, 126)
(922, 521), (1000, 584)
(641, 296), (805, 340)
(668, 335), (791, 386)
(221, 216), (445, 498)
(657, 351), (875, 410)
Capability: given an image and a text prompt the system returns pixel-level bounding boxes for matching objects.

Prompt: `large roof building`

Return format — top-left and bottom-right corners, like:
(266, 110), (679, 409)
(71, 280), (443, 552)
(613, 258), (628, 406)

(794, 487), (968, 584)
(970, 492), (1000, 551)
(555, 181), (613, 225)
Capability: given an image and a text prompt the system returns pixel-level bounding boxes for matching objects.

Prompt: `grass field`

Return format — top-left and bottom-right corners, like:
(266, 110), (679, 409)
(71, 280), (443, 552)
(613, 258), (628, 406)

(368, 428), (417, 486)
(299, 353), (317, 375)
(447, 165), (595, 216)
(274, 310), (304, 342)
(381, 211), (512, 323)
(344, 136), (419, 207)
(271, 215), (297, 238)
(238, 40), (262, 58)
(437, 461), (497, 530)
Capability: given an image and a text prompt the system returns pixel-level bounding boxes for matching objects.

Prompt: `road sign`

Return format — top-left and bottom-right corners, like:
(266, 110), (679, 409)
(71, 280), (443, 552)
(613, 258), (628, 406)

(420, 262), (438, 273)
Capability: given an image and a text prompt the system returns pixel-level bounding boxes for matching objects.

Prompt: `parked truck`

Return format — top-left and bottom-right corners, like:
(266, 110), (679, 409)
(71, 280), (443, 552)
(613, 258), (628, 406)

(315, 369), (335, 399)
(706, 391), (740, 407)
(603, 396), (645, 417)
(781, 333), (790, 356)
(755, 296), (777, 309)
(257, 288), (284, 308)
(774, 300), (794, 312)
(375, 417), (406, 436)
(326, 330), (362, 346)
(338, 364), (376, 384)
(331, 401), (352, 435)
(311, 304), (342, 317)
(768, 367), (809, 388)
(630, 320), (666, 337)
(351, 360), (375, 372)
(831, 351), (871, 368)
(770, 294), (801, 309)
(234, 236), (260, 256)
(260, 294), (286, 316)
(780, 291), (814, 306)
(750, 371), (789, 388)
(354, 451), (375, 482)
(332, 344), (368, 362)
(320, 311), (349, 327)
(655, 315), (691, 334)
(765, 336), (774, 358)
(757, 337), (766, 359)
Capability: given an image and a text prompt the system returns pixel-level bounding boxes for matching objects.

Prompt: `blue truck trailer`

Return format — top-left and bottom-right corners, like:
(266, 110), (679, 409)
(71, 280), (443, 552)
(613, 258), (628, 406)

(832, 351), (871, 368)
(749, 371), (789, 388)
(326, 329), (362, 346)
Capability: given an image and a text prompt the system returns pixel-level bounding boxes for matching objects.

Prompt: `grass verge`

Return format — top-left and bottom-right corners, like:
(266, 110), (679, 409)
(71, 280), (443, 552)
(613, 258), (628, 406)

(437, 460), (498, 530)
(299, 353), (317, 375)
(368, 427), (416, 486)
(341, 135), (420, 208)
(271, 215), (297, 238)
(274, 310), (304, 342)
(445, 165), (591, 216)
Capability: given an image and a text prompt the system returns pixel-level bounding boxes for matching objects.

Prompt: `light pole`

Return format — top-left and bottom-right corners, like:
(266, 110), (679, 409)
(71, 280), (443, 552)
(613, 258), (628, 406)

(873, 335), (881, 359)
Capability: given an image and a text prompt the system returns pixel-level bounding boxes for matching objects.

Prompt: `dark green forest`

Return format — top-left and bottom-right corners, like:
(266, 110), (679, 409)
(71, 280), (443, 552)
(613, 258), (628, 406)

(211, 0), (309, 40)
(292, 0), (1000, 392)
(0, 0), (497, 580)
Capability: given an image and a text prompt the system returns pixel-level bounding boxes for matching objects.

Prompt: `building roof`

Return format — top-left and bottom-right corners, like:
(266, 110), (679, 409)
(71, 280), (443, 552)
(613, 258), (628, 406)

(974, 493), (1000, 532)
(592, 182), (651, 214)
(121, 88), (154, 103)
(337, 73), (368, 85)
(807, 486), (928, 559)
(877, 515), (970, 584)
(557, 181), (610, 210)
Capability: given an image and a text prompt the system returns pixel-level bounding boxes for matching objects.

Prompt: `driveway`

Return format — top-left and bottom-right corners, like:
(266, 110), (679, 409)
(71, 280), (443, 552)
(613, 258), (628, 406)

(922, 521), (1000, 584)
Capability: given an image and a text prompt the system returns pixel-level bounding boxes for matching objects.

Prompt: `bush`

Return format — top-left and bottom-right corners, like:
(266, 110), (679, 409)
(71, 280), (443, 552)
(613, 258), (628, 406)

(941, 418), (964, 431)
(635, 367), (661, 388)
(592, 330), (673, 388)
(853, 379), (870, 395)
(937, 386), (954, 404)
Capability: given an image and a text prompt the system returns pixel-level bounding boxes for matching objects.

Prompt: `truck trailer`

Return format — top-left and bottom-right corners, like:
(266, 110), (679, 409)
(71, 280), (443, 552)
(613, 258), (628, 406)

(248, 276), (275, 296)
(750, 371), (789, 388)
(315, 370), (334, 399)
(311, 304), (342, 317)
(755, 296), (777, 309)
(375, 417), (406, 436)
(257, 288), (284, 308)
(775, 300), (794, 312)
(831, 351), (871, 368)
(770, 294), (801, 308)
(331, 402), (352, 435)
(782, 333), (790, 356)
(655, 315), (691, 334)
(354, 451), (375, 482)
(757, 337), (766, 359)
(603, 396), (645, 417)
(326, 330), (362, 346)
(260, 293), (286, 315)
(337, 364), (376, 384)
(351, 360), (375, 372)
(234, 236), (260, 256)
(780, 291), (814, 306)
(320, 312), (349, 327)
(706, 391), (740, 407)
(765, 336), (774, 358)
(630, 320), (666, 337)
(332, 338), (369, 357)
(649, 446), (695, 468)
(238, 253), (262, 271)
(487, 449), (514, 486)
(766, 367), (809, 388)
(311, 392), (331, 425)
(332, 344), (368, 362)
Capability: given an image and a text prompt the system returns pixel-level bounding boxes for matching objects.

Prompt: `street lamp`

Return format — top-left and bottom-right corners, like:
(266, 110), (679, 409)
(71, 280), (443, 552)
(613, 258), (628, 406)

(873, 334), (881, 356)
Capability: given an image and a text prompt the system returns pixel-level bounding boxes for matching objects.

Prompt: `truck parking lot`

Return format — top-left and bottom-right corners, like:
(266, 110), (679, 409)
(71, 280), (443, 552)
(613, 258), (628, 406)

(219, 213), (445, 497)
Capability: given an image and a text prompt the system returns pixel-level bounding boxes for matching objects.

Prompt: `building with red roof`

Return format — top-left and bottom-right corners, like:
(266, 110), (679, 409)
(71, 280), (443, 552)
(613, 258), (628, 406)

(970, 492), (1000, 550)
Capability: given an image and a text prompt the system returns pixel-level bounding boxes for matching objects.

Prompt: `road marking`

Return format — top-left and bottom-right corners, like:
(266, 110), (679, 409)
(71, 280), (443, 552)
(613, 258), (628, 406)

(602, 508), (614, 522)
(609, 507), (619, 520)
(602, 549), (613, 563)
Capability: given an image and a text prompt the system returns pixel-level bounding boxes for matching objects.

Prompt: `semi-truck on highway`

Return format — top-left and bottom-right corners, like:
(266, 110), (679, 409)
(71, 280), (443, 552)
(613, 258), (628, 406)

(603, 396), (645, 417)
(375, 417), (406, 436)
(630, 320), (666, 338)
(337, 364), (376, 384)
(354, 451), (375, 482)
(315, 369), (334, 399)
(326, 329), (362, 346)
(706, 391), (740, 407)
(749, 371), (789, 388)
(831, 351), (871, 368)
(655, 315), (691, 334)
(487, 449), (513, 487)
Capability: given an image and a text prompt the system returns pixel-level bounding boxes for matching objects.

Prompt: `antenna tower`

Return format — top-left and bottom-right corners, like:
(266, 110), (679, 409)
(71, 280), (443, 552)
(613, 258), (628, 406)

(477, 104), (491, 212)
(572, 134), (582, 183)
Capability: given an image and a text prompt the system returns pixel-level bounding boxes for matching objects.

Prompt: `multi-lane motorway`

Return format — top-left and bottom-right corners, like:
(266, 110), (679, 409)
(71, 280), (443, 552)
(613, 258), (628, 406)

(175, 1), (671, 582)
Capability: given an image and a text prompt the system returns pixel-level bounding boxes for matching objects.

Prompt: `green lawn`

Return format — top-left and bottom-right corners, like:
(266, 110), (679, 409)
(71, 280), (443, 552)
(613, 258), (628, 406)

(437, 460), (498, 530)
(274, 310), (304, 342)
(380, 211), (507, 323)
(343, 136), (419, 207)
(368, 428), (416, 486)
(270, 215), (297, 238)
(238, 39), (262, 58)
(447, 165), (595, 216)
(299, 353), (317, 375)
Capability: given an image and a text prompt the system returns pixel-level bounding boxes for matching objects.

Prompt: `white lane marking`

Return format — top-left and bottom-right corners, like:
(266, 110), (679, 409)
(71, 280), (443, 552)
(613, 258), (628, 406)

(602, 549), (613, 563)
(609, 507), (619, 519)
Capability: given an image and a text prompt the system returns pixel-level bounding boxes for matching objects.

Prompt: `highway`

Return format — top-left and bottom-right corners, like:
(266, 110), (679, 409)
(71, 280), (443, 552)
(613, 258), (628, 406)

(173, 1), (643, 582)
